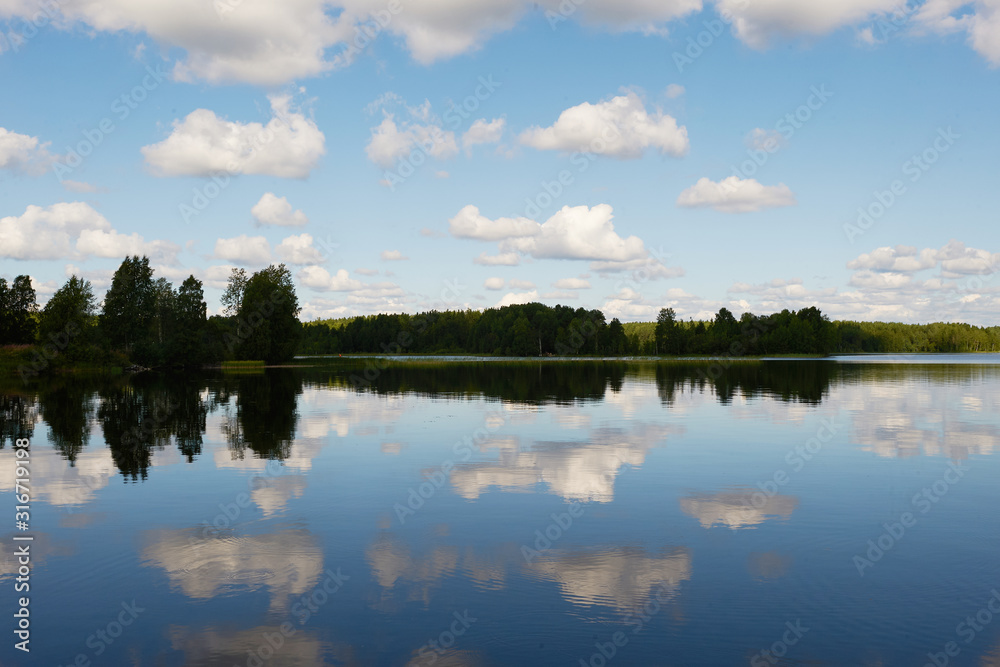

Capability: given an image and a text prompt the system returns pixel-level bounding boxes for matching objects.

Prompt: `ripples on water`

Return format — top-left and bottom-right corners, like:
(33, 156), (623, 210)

(2, 358), (1000, 665)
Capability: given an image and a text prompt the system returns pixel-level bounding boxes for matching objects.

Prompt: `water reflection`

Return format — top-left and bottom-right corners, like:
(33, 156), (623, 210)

(528, 546), (691, 612)
(141, 527), (323, 611)
(451, 424), (682, 503)
(679, 490), (798, 529)
(167, 625), (347, 666)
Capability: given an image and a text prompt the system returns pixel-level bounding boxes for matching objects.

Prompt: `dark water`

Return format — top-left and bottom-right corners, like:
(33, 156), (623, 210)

(2, 358), (1000, 666)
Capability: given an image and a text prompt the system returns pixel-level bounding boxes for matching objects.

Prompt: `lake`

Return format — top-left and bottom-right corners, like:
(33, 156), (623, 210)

(2, 357), (1000, 666)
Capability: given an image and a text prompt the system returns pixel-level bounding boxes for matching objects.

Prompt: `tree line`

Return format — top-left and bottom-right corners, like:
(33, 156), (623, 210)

(5, 262), (999, 376)
(2, 256), (302, 380)
(300, 303), (1000, 356)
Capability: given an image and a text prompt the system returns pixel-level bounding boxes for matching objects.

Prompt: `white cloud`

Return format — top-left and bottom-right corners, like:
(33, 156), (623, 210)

(380, 250), (408, 261)
(676, 176), (796, 213)
(449, 205), (539, 241)
(275, 233), (325, 265)
(462, 117), (505, 149)
(496, 290), (538, 307)
(484, 277), (505, 290)
(142, 95), (325, 178)
(0, 202), (178, 263)
(252, 192), (309, 227)
(61, 179), (101, 193)
(849, 270), (913, 289)
(76, 229), (181, 264)
(847, 245), (938, 272)
(935, 239), (1000, 276)
(500, 205), (648, 263)
(365, 106), (458, 168)
(355, 268), (379, 276)
(915, 0), (1000, 67)
(298, 266), (363, 292)
(0, 127), (56, 175)
(715, 0), (907, 49)
(542, 290), (579, 300)
(473, 251), (521, 266)
(664, 83), (685, 99)
(519, 91), (689, 159)
(553, 278), (591, 289)
(745, 127), (786, 151)
(509, 279), (535, 289)
(213, 235), (272, 266)
(455, 204), (673, 276)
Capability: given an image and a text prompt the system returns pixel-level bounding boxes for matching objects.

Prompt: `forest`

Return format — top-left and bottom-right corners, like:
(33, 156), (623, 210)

(298, 303), (1000, 357)
(1, 256), (301, 380)
(3, 255), (999, 379)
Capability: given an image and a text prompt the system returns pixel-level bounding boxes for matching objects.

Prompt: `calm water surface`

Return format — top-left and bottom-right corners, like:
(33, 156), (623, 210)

(2, 359), (1000, 666)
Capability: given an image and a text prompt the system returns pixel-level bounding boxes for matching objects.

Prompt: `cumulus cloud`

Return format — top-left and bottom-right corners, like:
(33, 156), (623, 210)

(142, 95), (325, 178)
(449, 205), (539, 242)
(914, 0), (1000, 66)
(365, 98), (458, 169)
(275, 233), (325, 265)
(473, 251), (521, 266)
(715, 0), (907, 49)
(501, 205), (649, 263)
(519, 91), (689, 159)
(0, 202), (177, 263)
(553, 278), (591, 289)
(846, 245), (938, 272)
(462, 117), (505, 150)
(213, 235), (272, 266)
(496, 290), (538, 307)
(664, 83), (685, 99)
(484, 277), (505, 290)
(935, 239), (1000, 276)
(846, 241), (1000, 278)
(0, 127), (56, 175)
(76, 229), (181, 264)
(676, 176), (796, 213)
(455, 204), (681, 277)
(61, 180), (102, 193)
(380, 250), (408, 261)
(298, 266), (364, 292)
(252, 192), (309, 227)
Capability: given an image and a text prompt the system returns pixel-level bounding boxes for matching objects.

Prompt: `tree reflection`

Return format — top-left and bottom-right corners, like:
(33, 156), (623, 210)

(222, 369), (302, 460)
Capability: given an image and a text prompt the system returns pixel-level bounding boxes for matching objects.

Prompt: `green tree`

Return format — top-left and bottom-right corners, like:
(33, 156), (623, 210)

(655, 308), (677, 355)
(38, 276), (96, 359)
(0, 275), (38, 344)
(235, 264), (301, 363)
(101, 255), (155, 355)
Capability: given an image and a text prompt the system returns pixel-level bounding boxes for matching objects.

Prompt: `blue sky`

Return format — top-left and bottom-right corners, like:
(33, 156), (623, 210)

(1, 0), (998, 323)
